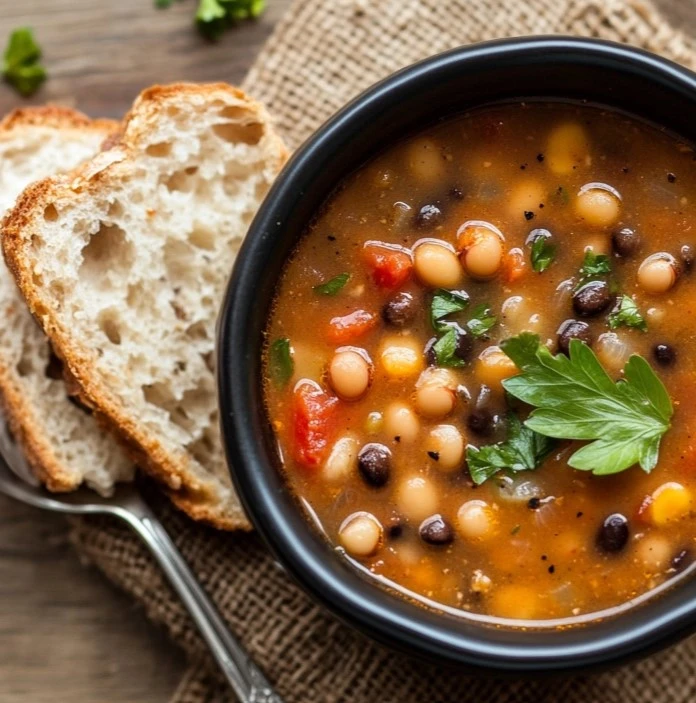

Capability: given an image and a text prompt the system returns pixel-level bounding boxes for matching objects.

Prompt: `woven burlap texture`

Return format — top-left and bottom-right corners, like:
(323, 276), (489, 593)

(70, 1), (696, 701)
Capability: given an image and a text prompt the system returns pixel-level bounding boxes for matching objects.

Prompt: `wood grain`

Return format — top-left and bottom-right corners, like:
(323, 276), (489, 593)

(0, 0), (692, 701)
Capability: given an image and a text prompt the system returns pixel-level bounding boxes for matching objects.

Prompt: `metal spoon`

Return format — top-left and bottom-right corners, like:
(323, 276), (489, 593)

(0, 420), (283, 703)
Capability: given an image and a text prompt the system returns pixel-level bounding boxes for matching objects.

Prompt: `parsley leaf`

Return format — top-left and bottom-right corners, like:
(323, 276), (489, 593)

(576, 250), (611, 289)
(501, 333), (673, 475)
(2, 28), (46, 97)
(466, 303), (497, 339)
(313, 273), (350, 296)
(155, 0), (174, 7)
(196, 0), (267, 39)
(528, 230), (556, 272)
(269, 338), (293, 387)
(608, 295), (647, 332)
(467, 413), (556, 485)
(432, 327), (466, 368)
(430, 289), (469, 331)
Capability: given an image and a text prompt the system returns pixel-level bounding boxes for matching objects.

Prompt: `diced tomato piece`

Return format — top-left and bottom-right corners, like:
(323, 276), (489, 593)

(326, 309), (377, 344)
(362, 242), (412, 288)
(502, 247), (527, 283)
(292, 381), (338, 470)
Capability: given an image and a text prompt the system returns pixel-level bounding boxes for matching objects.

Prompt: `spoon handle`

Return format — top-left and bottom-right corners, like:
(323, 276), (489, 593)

(116, 502), (283, 703)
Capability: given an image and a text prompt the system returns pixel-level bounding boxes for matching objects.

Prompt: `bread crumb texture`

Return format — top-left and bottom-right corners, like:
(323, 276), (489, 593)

(3, 85), (289, 528)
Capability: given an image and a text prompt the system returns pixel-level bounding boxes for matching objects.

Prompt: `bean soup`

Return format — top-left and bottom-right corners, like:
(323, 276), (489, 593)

(263, 102), (696, 622)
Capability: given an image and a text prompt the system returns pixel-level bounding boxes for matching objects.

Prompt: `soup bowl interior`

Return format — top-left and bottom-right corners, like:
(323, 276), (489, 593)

(218, 36), (696, 673)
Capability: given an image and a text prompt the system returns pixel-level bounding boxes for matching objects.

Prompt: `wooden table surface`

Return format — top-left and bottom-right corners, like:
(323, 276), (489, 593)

(0, 0), (694, 701)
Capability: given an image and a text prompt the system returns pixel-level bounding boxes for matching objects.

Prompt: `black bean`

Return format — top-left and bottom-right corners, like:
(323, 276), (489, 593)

(653, 343), (676, 366)
(672, 548), (692, 573)
(357, 443), (391, 487)
(419, 515), (454, 545)
(556, 319), (592, 355)
(596, 513), (629, 553)
(415, 204), (443, 229)
(382, 292), (416, 328)
(451, 324), (474, 362)
(612, 227), (640, 257)
(467, 408), (495, 436)
(424, 337), (438, 366)
(680, 244), (694, 271)
(573, 280), (612, 317)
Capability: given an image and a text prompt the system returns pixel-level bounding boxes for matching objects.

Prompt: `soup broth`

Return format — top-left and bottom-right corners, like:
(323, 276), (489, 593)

(263, 102), (696, 621)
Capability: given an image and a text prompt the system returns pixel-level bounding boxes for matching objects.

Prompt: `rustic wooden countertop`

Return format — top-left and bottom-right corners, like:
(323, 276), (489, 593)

(0, 0), (693, 700)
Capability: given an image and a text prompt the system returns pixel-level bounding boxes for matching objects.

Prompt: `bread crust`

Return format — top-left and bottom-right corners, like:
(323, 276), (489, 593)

(3, 85), (289, 530)
(0, 106), (120, 492)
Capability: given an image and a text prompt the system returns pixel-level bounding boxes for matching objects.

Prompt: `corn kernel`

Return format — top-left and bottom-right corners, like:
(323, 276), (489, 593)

(644, 482), (692, 526)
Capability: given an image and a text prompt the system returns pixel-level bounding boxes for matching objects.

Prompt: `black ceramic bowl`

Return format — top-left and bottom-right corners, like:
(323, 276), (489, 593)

(218, 37), (696, 674)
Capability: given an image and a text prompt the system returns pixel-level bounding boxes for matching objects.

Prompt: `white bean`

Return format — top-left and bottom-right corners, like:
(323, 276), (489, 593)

(339, 512), (383, 557)
(383, 402), (420, 443)
(396, 476), (439, 522)
(426, 424), (465, 472)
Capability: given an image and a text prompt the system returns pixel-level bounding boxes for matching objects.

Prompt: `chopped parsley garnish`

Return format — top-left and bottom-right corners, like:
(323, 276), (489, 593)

(269, 338), (293, 387)
(467, 413), (556, 485)
(501, 333), (672, 475)
(576, 250), (612, 289)
(529, 232), (556, 273)
(313, 273), (350, 296)
(196, 0), (267, 39)
(466, 303), (497, 339)
(431, 327), (466, 368)
(430, 289), (469, 331)
(2, 28), (46, 97)
(608, 295), (647, 332)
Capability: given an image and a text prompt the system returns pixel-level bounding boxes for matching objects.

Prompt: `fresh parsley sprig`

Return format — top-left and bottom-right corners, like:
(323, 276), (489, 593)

(608, 294), (647, 332)
(528, 229), (556, 273)
(576, 250), (611, 289)
(2, 28), (46, 97)
(313, 273), (350, 296)
(466, 303), (496, 339)
(467, 413), (556, 485)
(196, 0), (266, 39)
(501, 333), (672, 475)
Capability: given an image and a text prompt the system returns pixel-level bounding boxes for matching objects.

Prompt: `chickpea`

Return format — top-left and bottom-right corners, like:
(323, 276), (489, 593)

(379, 336), (424, 378)
(339, 512), (383, 557)
(413, 240), (462, 288)
(595, 332), (630, 372)
(546, 122), (590, 175)
(507, 180), (545, 219)
(415, 368), (458, 418)
(489, 584), (540, 620)
(575, 183), (621, 228)
(407, 137), (445, 182)
(457, 221), (504, 280)
(635, 533), (672, 572)
(383, 402), (420, 443)
(329, 349), (371, 400)
(637, 253), (678, 295)
(323, 436), (359, 482)
(426, 424), (465, 472)
(474, 346), (518, 391)
(457, 500), (498, 540)
(396, 476), (439, 522)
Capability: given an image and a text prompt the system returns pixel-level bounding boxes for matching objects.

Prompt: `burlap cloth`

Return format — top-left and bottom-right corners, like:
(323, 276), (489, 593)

(69, 1), (696, 701)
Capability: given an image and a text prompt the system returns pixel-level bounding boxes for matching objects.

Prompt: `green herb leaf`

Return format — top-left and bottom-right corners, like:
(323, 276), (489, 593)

(2, 28), (46, 97)
(155, 0), (174, 7)
(608, 295), (647, 332)
(313, 273), (350, 296)
(500, 333), (673, 475)
(530, 235), (556, 273)
(466, 303), (497, 339)
(576, 250), (612, 289)
(466, 413), (556, 485)
(430, 289), (469, 331)
(269, 338), (293, 387)
(196, 0), (267, 39)
(432, 327), (466, 368)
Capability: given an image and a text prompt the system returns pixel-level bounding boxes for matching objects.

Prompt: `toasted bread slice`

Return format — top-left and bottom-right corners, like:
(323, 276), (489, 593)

(3, 85), (288, 529)
(0, 106), (134, 494)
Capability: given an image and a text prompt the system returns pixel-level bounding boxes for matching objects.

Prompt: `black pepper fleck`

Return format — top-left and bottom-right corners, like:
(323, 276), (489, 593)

(327, 235), (336, 241)
(394, 436), (401, 443)
(548, 565), (556, 574)
(524, 211), (534, 221)
(449, 186), (464, 200)
(576, 511), (584, 518)
(536, 153), (545, 162)
(668, 172), (677, 183)
(541, 554), (548, 561)
(622, 167), (629, 174)
(427, 451), (440, 461)
(387, 524), (403, 539)
(520, 163), (527, 170)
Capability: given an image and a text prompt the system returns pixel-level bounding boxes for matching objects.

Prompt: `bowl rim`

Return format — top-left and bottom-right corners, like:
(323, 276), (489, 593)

(218, 35), (696, 672)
